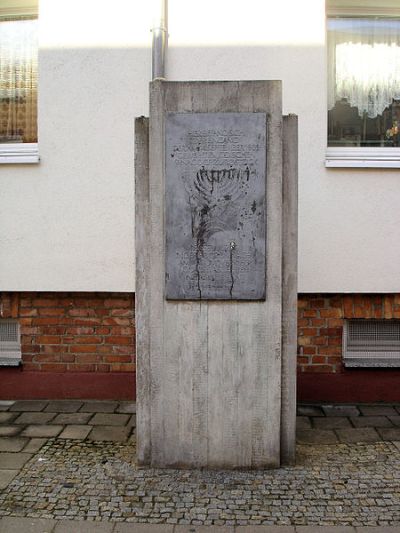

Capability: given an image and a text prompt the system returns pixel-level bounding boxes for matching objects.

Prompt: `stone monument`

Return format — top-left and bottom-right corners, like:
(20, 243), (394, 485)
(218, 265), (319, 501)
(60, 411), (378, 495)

(135, 80), (297, 468)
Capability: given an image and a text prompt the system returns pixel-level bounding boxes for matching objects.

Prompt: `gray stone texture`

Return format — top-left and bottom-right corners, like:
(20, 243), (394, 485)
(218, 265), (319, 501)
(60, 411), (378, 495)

(14, 412), (57, 425)
(313, 417), (351, 429)
(297, 528), (355, 533)
(79, 401), (118, 413)
(52, 412), (92, 425)
(0, 412), (17, 423)
(350, 416), (393, 428)
(0, 437), (28, 452)
(20, 425), (63, 438)
(0, 469), (18, 489)
(297, 405), (325, 417)
(336, 428), (381, 443)
(90, 413), (130, 426)
(359, 405), (398, 416)
(115, 526), (174, 533)
(58, 425), (92, 440)
(0, 517), (56, 532)
(44, 400), (83, 413)
(296, 430), (338, 444)
(23, 438), (47, 453)
(116, 402), (136, 414)
(321, 405), (360, 417)
(9, 400), (48, 412)
(296, 417), (311, 429)
(0, 452), (32, 469)
(55, 520), (113, 532)
(0, 425), (21, 437)
(388, 415), (400, 426)
(0, 400), (14, 411)
(175, 527), (233, 533)
(88, 425), (131, 442)
(376, 427), (400, 440)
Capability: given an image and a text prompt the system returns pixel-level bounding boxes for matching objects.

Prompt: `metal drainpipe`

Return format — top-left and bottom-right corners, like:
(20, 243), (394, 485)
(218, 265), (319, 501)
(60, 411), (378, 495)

(152, 0), (168, 80)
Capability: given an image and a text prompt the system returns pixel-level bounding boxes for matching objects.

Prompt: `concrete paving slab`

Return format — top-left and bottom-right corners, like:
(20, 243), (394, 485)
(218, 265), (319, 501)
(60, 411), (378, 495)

(80, 401), (118, 413)
(297, 528), (354, 533)
(388, 415), (400, 426)
(116, 402), (136, 414)
(0, 469), (18, 489)
(0, 412), (17, 423)
(296, 417), (311, 429)
(313, 417), (351, 429)
(359, 405), (398, 416)
(322, 405), (360, 417)
(9, 400), (48, 412)
(376, 427), (400, 440)
(90, 413), (130, 426)
(350, 416), (393, 428)
(0, 517), (56, 532)
(21, 425), (64, 438)
(336, 428), (381, 443)
(58, 425), (92, 439)
(127, 414), (137, 427)
(0, 400), (15, 411)
(14, 412), (57, 425)
(296, 429), (338, 444)
(0, 452), (32, 469)
(88, 425), (131, 442)
(236, 527), (295, 532)
(44, 400), (83, 413)
(23, 438), (47, 453)
(175, 527), (233, 533)
(0, 437), (28, 451)
(54, 520), (113, 532)
(115, 525), (174, 532)
(355, 528), (400, 533)
(297, 405), (325, 417)
(0, 425), (22, 437)
(52, 412), (92, 425)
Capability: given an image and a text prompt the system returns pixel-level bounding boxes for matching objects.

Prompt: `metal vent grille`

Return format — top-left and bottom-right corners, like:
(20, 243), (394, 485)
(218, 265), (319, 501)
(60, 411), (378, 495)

(0, 319), (21, 366)
(343, 319), (400, 367)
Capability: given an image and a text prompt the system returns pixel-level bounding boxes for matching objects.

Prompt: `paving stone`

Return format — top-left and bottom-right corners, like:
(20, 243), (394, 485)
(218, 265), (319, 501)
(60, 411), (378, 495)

(0, 452), (32, 469)
(358, 405), (398, 416)
(297, 528), (354, 533)
(237, 527), (295, 532)
(52, 412), (92, 425)
(296, 429), (338, 444)
(23, 438), (47, 453)
(356, 528), (400, 533)
(58, 425), (92, 440)
(0, 437), (28, 452)
(336, 427), (381, 443)
(313, 417), (351, 429)
(127, 413), (137, 427)
(115, 525), (174, 533)
(79, 401), (118, 413)
(0, 469), (18, 490)
(388, 415), (400, 426)
(14, 412), (57, 425)
(297, 405), (325, 417)
(9, 400), (48, 412)
(0, 425), (22, 437)
(55, 520), (113, 532)
(392, 440), (400, 451)
(322, 405), (360, 417)
(0, 517), (57, 532)
(175, 527), (233, 533)
(376, 427), (400, 441)
(0, 400), (15, 411)
(21, 425), (64, 438)
(90, 413), (130, 426)
(296, 416), (311, 429)
(0, 412), (17, 423)
(44, 400), (83, 413)
(350, 416), (393, 428)
(116, 401), (136, 414)
(88, 425), (131, 442)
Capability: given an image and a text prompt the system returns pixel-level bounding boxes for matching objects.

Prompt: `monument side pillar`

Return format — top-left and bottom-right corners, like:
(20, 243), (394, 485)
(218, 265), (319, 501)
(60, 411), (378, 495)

(136, 80), (296, 469)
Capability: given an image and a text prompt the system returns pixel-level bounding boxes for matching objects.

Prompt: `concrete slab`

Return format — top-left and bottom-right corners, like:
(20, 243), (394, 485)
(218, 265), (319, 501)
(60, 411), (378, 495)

(336, 428), (381, 443)
(23, 438), (47, 453)
(0, 400), (15, 411)
(355, 528), (400, 533)
(58, 425), (92, 439)
(79, 401), (118, 413)
(9, 400), (48, 412)
(359, 405), (398, 417)
(54, 520), (113, 532)
(44, 400), (83, 413)
(127, 414), (137, 427)
(388, 415), (400, 426)
(297, 528), (354, 533)
(376, 427), (400, 440)
(0, 469), (18, 489)
(0, 517), (56, 532)
(175, 527), (234, 533)
(313, 417), (352, 429)
(0, 425), (22, 437)
(0, 452), (32, 469)
(115, 525), (174, 533)
(90, 413), (130, 426)
(0, 437), (28, 452)
(88, 425), (131, 442)
(0, 412), (17, 423)
(14, 412), (57, 425)
(116, 402), (136, 414)
(21, 425), (63, 438)
(297, 405), (325, 417)
(52, 413), (92, 425)
(296, 417), (311, 429)
(236, 527), (295, 532)
(350, 416), (393, 428)
(322, 405), (360, 417)
(296, 429), (338, 444)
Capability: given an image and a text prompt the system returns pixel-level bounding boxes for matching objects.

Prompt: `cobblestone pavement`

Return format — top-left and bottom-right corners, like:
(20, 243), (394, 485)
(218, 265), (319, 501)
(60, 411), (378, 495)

(0, 401), (400, 530)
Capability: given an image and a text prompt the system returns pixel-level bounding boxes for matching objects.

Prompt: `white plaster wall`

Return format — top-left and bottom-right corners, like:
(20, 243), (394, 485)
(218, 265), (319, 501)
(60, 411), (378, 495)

(1, 0), (400, 293)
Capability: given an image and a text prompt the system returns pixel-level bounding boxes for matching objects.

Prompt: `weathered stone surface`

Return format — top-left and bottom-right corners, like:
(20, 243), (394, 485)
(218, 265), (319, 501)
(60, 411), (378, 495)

(296, 429), (338, 444)
(376, 427), (400, 440)
(52, 413), (92, 425)
(175, 527), (234, 533)
(165, 112), (267, 301)
(0, 452), (31, 469)
(296, 416), (311, 429)
(359, 405), (398, 416)
(0, 517), (57, 532)
(313, 417), (351, 429)
(90, 413), (130, 426)
(388, 415), (400, 426)
(23, 438), (47, 453)
(0, 425), (21, 437)
(237, 527), (295, 532)
(322, 405), (360, 417)
(0, 469), (18, 490)
(0, 400), (14, 411)
(14, 412), (57, 425)
(20, 425), (63, 438)
(44, 400), (83, 413)
(58, 425), (92, 440)
(116, 402), (136, 414)
(336, 428), (381, 443)
(9, 401), (48, 412)
(55, 520), (113, 532)
(79, 401), (118, 413)
(297, 405), (325, 417)
(88, 425), (131, 442)
(297, 527), (354, 533)
(0, 437), (28, 452)
(115, 525), (174, 533)
(0, 412), (17, 423)
(350, 416), (393, 428)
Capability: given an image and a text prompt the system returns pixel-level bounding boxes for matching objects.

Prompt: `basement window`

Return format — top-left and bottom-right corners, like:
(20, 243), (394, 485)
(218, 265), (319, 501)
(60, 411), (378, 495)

(0, 319), (21, 366)
(343, 319), (400, 367)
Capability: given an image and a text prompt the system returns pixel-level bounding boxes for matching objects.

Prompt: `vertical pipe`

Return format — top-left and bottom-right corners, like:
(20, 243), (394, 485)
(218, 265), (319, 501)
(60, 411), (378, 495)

(152, 0), (168, 80)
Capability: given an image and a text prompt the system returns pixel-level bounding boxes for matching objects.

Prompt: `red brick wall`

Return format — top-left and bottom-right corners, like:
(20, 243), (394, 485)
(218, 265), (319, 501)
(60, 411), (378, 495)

(298, 294), (400, 374)
(0, 292), (135, 373)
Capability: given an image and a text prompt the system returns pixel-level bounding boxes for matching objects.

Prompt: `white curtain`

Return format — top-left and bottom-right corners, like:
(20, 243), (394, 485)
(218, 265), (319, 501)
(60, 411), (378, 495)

(328, 18), (400, 118)
(0, 18), (38, 143)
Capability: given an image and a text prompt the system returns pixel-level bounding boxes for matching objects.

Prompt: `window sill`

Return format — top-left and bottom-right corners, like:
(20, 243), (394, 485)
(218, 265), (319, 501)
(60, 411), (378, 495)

(0, 143), (39, 164)
(326, 147), (400, 168)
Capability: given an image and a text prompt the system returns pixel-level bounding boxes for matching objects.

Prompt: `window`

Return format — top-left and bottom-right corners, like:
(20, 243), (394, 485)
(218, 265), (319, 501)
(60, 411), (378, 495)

(0, 1), (38, 163)
(0, 319), (21, 366)
(326, 1), (400, 167)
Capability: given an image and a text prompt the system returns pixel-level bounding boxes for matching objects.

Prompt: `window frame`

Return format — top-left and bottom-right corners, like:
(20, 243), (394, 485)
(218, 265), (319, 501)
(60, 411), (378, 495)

(326, 1), (400, 168)
(0, 0), (39, 164)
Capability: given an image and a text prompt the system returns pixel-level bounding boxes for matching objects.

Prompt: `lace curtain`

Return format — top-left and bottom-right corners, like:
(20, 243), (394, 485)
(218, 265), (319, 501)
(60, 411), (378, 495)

(0, 18), (38, 143)
(328, 17), (400, 118)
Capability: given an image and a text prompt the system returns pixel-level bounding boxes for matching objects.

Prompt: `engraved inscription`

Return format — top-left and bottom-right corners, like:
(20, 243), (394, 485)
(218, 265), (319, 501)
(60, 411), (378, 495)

(165, 113), (266, 300)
